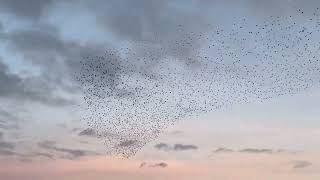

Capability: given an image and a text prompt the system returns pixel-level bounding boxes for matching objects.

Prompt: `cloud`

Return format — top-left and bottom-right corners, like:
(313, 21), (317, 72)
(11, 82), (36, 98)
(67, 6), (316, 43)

(81, 0), (212, 70)
(0, 139), (20, 157)
(118, 140), (138, 147)
(1, 0), (319, 159)
(0, 108), (20, 130)
(211, 147), (297, 155)
(0, 147), (54, 160)
(37, 140), (99, 159)
(0, 0), (53, 20)
(0, 149), (19, 156)
(78, 128), (97, 137)
(173, 144), (198, 151)
(214, 147), (233, 153)
(149, 162), (168, 168)
(0, 21), (3, 33)
(1, 23), (127, 100)
(93, 0), (206, 41)
(154, 143), (198, 151)
(139, 162), (168, 168)
(56, 123), (67, 129)
(245, 0), (320, 17)
(169, 130), (184, 135)
(32, 152), (54, 159)
(0, 141), (15, 150)
(77, 128), (119, 139)
(239, 148), (273, 154)
(154, 143), (171, 151)
(292, 160), (312, 169)
(0, 59), (72, 106)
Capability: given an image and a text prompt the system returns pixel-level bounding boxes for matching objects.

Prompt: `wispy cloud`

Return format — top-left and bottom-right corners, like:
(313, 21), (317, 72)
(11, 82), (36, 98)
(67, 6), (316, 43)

(214, 147), (233, 153)
(0, 59), (72, 106)
(173, 144), (198, 151)
(118, 140), (138, 147)
(154, 143), (171, 151)
(37, 140), (99, 159)
(31, 152), (54, 159)
(149, 162), (168, 168)
(78, 128), (97, 137)
(239, 148), (273, 154)
(0, 139), (24, 158)
(292, 160), (312, 169)
(212, 147), (297, 155)
(0, 109), (20, 130)
(139, 162), (168, 168)
(0, 149), (19, 156)
(154, 143), (198, 151)
(0, 141), (15, 150)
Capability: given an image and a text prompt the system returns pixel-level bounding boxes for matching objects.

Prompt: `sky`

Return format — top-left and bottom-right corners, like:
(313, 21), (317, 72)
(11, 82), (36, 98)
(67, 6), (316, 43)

(0, 0), (320, 179)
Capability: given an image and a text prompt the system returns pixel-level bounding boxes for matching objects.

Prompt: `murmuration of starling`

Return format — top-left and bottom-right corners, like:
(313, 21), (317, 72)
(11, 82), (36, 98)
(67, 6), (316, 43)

(76, 8), (320, 158)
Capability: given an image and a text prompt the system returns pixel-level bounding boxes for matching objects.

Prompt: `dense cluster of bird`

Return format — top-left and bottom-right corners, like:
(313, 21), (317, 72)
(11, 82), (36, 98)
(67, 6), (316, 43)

(76, 8), (320, 158)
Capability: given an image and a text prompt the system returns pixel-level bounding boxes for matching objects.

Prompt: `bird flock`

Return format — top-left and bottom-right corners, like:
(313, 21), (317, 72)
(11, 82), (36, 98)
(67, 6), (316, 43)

(76, 8), (320, 158)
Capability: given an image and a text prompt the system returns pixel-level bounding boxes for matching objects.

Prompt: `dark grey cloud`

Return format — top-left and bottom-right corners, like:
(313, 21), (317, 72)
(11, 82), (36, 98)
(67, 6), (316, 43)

(32, 152), (54, 159)
(81, 0), (211, 70)
(89, 0), (320, 47)
(3, 25), (65, 54)
(292, 160), (312, 169)
(239, 148), (273, 154)
(0, 149), (19, 156)
(214, 147), (234, 153)
(0, 59), (72, 106)
(173, 144), (198, 151)
(1, 0), (319, 107)
(0, 0), (208, 96)
(118, 140), (138, 147)
(211, 147), (298, 155)
(3, 150), (56, 160)
(149, 162), (168, 168)
(0, 139), (19, 157)
(0, 141), (15, 150)
(78, 128), (97, 137)
(0, 109), (20, 130)
(1, 23), (125, 102)
(77, 128), (118, 139)
(154, 143), (198, 151)
(0, 133), (15, 154)
(139, 162), (168, 168)
(0, 0), (53, 20)
(0, 148), (55, 160)
(37, 140), (99, 159)
(154, 143), (171, 151)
